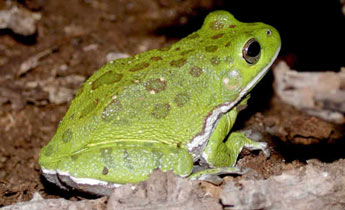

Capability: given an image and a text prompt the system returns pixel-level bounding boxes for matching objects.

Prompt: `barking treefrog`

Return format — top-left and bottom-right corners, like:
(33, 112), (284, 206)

(39, 10), (281, 195)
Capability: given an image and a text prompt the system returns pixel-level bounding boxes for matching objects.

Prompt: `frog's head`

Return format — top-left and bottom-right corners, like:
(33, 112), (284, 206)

(201, 10), (281, 100)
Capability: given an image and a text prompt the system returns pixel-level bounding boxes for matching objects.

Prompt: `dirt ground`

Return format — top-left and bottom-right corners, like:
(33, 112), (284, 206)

(0, 0), (344, 208)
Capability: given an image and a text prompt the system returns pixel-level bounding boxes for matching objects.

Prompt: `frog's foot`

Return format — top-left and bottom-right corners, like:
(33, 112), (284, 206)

(241, 129), (270, 157)
(226, 131), (270, 160)
(189, 166), (248, 184)
(244, 141), (270, 157)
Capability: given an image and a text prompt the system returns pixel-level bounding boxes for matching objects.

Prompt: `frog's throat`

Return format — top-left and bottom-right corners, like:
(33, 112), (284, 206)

(187, 45), (281, 161)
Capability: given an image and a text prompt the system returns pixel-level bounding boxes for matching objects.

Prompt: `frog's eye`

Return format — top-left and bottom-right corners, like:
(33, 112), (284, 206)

(242, 38), (261, 65)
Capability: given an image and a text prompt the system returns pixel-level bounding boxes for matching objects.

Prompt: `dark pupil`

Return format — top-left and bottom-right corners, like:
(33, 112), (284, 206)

(247, 41), (260, 57)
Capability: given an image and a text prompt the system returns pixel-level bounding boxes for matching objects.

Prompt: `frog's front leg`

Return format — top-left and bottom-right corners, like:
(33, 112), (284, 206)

(189, 108), (269, 181)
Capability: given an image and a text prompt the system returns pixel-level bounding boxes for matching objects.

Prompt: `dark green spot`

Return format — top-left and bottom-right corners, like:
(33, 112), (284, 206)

(175, 47), (180, 51)
(43, 145), (53, 156)
(189, 66), (203, 77)
(205, 45), (218, 52)
(129, 62), (150, 72)
(180, 49), (194, 56)
(150, 56), (162, 61)
(225, 41), (231, 47)
(210, 21), (224, 30)
(170, 58), (187, 68)
(145, 78), (167, 93)
(102, 99), (123, 122)
(71, 154), (79, 161)
(210, 56), (220, 66)
(187, 33), (200, 39)
(102, 166), (109, 175)
(62, 129), (73, 143)
(211, 33), (224, 39)
(92, 71), (123, 90)
(79, 99), (98, 119)
(152, 103), (170, 119)
(174, 93), (190, 107)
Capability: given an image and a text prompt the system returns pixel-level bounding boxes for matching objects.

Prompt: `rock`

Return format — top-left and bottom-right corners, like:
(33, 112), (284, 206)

(0, 193), (106, 210)
(107, 170), (222, 210)
(221, 159), (345, 210)
(0, 1), (41, 36)
(273, 61), (345, 123)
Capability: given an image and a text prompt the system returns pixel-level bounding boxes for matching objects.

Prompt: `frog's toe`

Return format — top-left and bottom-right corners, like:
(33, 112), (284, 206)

(244, 141), (270, 158)
(189, 166), (246, 184)
(195, 174), (223, 185)
(261, 144), (270, 158)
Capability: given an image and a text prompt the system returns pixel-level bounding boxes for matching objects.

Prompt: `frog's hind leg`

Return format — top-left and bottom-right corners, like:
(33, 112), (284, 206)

(54, 142), (193, 194)
(225, 132), (270, 161)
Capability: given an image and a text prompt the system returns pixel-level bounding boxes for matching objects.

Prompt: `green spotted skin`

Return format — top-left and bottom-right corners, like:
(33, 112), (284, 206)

(39, 11), (281, 187)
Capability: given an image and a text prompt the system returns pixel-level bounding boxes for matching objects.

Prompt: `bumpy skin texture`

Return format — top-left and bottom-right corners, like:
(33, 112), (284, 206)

(39, 11), (281, 191)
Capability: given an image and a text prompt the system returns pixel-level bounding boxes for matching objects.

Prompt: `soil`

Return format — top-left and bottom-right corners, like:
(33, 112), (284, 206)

(0, 0), (344, 208)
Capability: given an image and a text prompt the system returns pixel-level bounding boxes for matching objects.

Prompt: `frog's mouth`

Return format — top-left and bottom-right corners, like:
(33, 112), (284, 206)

(187, 45), (281, 161)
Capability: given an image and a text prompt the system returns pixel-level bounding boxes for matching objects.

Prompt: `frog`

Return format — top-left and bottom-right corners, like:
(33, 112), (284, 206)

(39, 10), (281, 195)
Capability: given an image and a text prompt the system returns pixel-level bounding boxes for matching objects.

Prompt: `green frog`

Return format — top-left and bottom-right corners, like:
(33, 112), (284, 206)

(39, 10), (281, 195)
